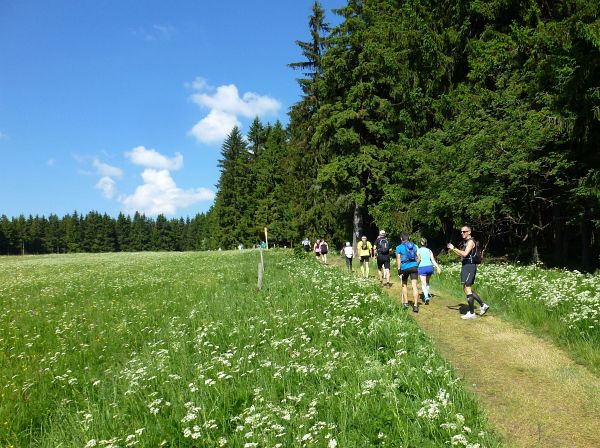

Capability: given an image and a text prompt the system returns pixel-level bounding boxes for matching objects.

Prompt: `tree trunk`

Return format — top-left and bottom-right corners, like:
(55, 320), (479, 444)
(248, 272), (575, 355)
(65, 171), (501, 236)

(352, 203), (365, 251)
(581, 208), (592, 271)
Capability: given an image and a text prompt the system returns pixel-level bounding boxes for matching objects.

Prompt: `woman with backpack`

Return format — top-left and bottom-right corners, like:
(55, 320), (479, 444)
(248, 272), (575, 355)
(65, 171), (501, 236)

(357, 236), (373, 278)
(417, 237), (441, 305)
(319, 239), (329, 264)
(314, 239), (321, 259)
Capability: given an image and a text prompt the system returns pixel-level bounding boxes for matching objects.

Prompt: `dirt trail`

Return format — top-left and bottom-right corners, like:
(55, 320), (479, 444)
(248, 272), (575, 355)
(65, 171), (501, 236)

(397, 285), (600, 447)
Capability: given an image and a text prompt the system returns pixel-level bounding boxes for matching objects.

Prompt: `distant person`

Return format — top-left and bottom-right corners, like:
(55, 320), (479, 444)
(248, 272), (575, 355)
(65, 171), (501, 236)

(320, 239), (329, 264)
(447, 225), (489, 320)
(417, 237), (441, 304)
(396, 232), (420, 312)
(341, 241), (354, 272)
(314, 239), (321, 259)
(375, 230), (392, 287)
(357, 236), (373, 278)
(302, 237), (311, 252)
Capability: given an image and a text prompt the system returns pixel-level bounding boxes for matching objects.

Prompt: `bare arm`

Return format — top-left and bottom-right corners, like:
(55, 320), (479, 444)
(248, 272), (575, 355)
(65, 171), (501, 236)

(430, 249), (441, 273)
(447, 239), (474, 258)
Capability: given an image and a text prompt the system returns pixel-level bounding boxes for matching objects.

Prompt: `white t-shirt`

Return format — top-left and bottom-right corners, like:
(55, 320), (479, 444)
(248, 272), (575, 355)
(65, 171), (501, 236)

(343, 246), (354, 258)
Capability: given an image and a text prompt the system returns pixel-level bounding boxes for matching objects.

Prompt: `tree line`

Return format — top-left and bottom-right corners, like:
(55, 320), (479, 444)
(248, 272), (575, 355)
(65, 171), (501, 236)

(3, 0), (599, 269)
(0, 212), (219, 255)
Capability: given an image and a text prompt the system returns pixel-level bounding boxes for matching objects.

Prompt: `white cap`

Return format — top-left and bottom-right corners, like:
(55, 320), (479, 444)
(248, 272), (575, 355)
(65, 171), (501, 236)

(379, 230), (386, 236)
(346, 242), (351, 246)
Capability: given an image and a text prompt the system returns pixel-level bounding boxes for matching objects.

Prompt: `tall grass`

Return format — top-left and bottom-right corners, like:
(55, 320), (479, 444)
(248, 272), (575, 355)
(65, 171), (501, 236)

(434, 262), (600, 374)
(1, 251), (498, 447)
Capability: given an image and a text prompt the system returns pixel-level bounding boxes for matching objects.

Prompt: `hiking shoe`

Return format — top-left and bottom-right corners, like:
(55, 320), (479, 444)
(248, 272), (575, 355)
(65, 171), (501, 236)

(402, 303), (409, 309)
(413, 305), (419, 313)
(480, 303), (489, 315)
(461, 312), (477, 320)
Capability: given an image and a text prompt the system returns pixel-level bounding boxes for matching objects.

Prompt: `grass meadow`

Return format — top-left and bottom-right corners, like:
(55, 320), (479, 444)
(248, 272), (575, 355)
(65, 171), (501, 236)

(0, 250), (498, 447)
(433, 261), (600, 375)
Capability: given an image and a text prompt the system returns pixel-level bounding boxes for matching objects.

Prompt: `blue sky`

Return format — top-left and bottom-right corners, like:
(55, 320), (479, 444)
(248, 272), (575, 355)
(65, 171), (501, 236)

(0, 0), (344, 218)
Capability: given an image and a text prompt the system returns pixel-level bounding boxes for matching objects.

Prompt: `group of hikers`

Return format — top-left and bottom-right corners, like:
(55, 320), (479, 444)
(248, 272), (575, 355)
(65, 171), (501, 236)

(302, 225), (489, 319)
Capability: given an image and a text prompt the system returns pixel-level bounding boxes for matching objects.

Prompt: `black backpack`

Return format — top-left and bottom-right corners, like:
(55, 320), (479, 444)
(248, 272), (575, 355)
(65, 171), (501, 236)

(468, 239), (483, 264)
(377, 238), (390, 255)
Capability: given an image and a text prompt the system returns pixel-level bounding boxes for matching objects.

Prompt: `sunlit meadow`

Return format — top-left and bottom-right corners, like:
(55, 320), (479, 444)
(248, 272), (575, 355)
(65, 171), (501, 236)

(0, 250), (499, 447)
(435, 262), (600, 373)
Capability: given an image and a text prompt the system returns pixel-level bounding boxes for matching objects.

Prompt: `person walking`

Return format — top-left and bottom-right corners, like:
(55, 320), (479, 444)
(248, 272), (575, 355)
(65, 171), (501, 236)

(447, 225), (490, 319)
(341, 241), (354, 272)
(357, 235), (373, 278)
(320, 239), (329, 264)
(302, 237), (311, 252)
(314, 239), (321, 259)
(375, 230), (392, 287)
(417, 237), (441, 304)
(396, 233), (420, 312)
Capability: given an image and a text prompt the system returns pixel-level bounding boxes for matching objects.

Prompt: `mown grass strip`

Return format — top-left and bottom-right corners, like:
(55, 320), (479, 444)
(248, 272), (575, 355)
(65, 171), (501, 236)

(1, 251), (499, 447)
(433, 262), (600, 375)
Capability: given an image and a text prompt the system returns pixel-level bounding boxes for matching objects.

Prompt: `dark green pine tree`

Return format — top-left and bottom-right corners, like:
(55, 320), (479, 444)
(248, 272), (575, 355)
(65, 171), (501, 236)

(115, 213), (132, 251)
(45, 214), (63, 253)
(130, 212), (151, 251)
(152, 214), (173, 251)
(212, 126), (249, 249)
(63, 211), (82, 253)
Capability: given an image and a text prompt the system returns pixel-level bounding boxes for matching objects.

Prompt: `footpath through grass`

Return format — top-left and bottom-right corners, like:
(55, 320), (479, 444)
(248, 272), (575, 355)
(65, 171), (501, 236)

(432, 262), (600, 375)
(0, 251), (499, 447)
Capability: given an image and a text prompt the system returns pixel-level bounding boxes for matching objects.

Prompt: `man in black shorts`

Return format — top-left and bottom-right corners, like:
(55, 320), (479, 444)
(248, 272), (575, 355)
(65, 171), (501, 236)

(375, 230), (392, 287)
(447, 225), (490, 319)
(396, 233), (420, 312)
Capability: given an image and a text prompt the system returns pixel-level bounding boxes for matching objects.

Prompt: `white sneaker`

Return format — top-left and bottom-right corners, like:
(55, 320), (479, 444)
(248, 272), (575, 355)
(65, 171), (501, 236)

(480, 304), (489, 316)
(461, 312), (477, 320)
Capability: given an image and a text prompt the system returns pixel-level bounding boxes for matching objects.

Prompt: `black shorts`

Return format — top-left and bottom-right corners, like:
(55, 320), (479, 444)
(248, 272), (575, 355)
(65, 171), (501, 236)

(399, 266), (418, 281)
(377, 256), (390, 269)
(461, 264), (477, 285)
(360, 255), (370, 263)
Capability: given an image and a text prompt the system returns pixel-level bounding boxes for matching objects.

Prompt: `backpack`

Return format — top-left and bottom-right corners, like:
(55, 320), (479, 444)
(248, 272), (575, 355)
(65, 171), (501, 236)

(468, 239), (483, 264)
(377, 238), (390, 255)
(402, 242), (417, 262)
(320, 241), (328, 254)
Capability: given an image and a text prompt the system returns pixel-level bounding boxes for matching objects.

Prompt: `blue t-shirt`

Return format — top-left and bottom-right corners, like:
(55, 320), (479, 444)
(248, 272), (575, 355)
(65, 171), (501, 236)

(396, 242), (418, 270)
(417, 247), (433, 267)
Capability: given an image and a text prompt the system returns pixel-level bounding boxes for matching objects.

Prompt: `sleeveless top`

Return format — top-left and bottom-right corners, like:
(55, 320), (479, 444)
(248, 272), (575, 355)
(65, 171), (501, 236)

(417, 247), (433, 267)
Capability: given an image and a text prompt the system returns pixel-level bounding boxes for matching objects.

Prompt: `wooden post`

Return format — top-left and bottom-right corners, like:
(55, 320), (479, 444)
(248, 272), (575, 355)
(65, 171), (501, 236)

(257, 249), (265, 291)
(264, 227), (269, 250)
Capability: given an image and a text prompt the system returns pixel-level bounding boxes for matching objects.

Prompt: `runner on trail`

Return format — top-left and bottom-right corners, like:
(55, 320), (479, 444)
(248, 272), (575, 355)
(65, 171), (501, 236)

(341, 241), (354, 272)
(357, 236), (373, 278)
(447, 225), (490, 319)
(375, 230), (392, 287)
(314, 240), (321, 259)
(417, 237), (441, 304)
(319, 239), (329, 264)
(396, 233), (420, 312)
(302, 237), (311, 252)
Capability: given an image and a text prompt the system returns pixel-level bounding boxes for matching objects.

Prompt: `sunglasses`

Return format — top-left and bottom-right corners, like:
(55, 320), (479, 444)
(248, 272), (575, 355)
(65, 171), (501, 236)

(460, 230), (469, 233)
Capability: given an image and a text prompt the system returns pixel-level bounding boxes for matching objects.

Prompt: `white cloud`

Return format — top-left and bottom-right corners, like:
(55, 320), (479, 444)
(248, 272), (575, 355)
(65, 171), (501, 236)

(93, 158), (123, 178)
(47, 159), (56, 167)
(191, 84), (280, 118)
(96, 176), (117, 199)
(189, 110), (241, 144)
(188, 79), (281, 144)
(125, 146), (183, 171)
(0, 131), (7, 140)
(120, 169), (214, 216)
(131, 24), (176, 42)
